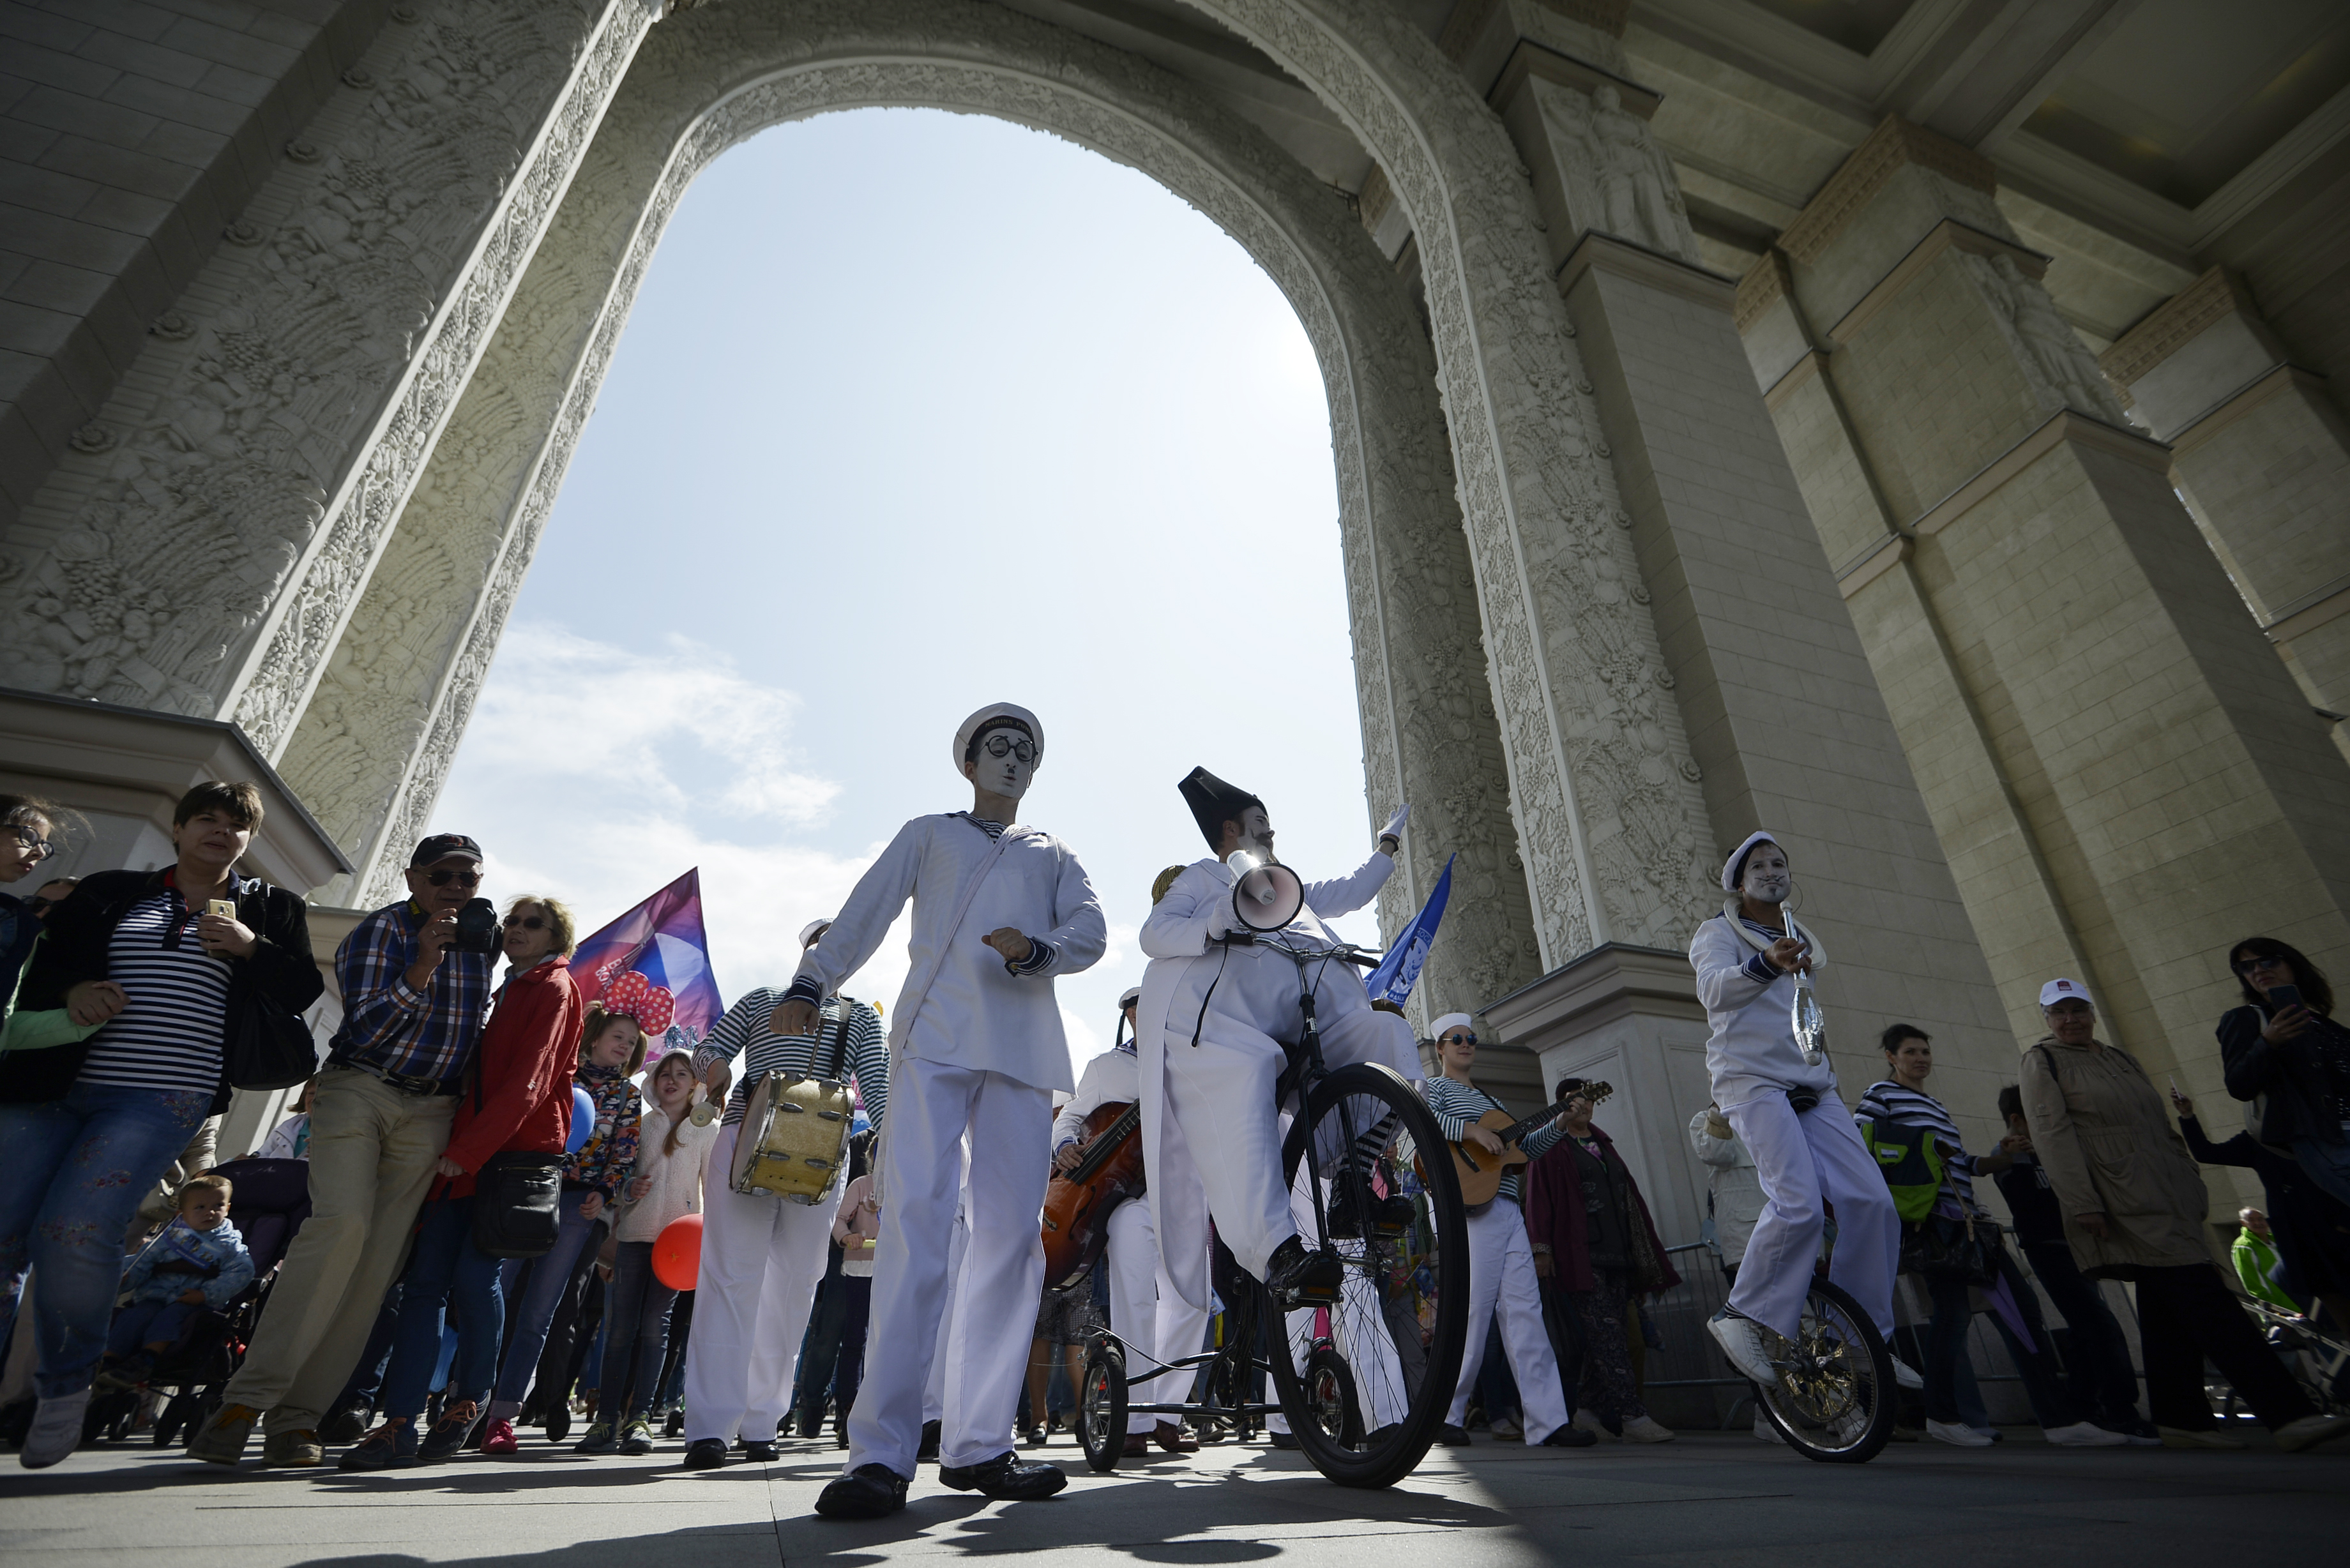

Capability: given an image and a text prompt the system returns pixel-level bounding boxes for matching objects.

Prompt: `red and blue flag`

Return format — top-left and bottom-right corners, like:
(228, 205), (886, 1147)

(572, 868), (725, 1048)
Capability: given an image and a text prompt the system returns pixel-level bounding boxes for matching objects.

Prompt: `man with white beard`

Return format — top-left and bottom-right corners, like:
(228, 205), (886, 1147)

(1692, 833), (1915, 1396)
(791, 704), (1106, 1520)
(1134, 768), (1416, 1320)
(1050, 986), (1208, 1456)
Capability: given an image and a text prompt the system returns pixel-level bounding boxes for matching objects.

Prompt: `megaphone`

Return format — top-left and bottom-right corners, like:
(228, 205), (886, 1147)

(1227, 850), (1305, 932)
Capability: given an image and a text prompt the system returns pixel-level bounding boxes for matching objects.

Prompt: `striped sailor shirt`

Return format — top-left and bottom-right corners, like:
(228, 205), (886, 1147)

(73, 875), (249, 1095)
(1422, 1074), (1565, 1206)
(1855, 1079), (1980, 1214)
(693, 984), (889, 1131)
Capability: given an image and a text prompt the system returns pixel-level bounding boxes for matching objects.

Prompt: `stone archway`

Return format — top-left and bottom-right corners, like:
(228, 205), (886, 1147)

(274, 0), (1544, 1021)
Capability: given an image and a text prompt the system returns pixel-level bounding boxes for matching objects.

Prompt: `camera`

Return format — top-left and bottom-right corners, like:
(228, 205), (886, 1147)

(450, 897), (502, 956)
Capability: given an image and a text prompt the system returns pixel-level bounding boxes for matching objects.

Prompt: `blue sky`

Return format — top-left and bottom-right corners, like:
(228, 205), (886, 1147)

(428, 109), (1388, 1074)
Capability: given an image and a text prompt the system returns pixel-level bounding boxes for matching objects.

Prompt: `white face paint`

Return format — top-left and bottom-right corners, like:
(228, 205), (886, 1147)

(967, 725), (1035, 803)
(1236, 804), (1277, 863)
(1738, 842), (1790, 907)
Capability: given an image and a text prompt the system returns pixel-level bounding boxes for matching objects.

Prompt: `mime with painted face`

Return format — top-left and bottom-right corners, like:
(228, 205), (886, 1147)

(800, 704), (1105, 1520)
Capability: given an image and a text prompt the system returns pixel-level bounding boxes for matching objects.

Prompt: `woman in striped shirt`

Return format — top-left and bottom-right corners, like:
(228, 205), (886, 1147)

(1859, 1025), (2125, 1450)
(1, 781), (321, 1468)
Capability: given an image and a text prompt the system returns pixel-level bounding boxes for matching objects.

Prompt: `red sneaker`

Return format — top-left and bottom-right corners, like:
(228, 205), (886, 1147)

(481, 1417), (519, 1455)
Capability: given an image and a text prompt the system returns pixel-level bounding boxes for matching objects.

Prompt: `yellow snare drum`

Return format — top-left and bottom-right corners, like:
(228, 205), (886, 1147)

(730, 1071), (854, 1203)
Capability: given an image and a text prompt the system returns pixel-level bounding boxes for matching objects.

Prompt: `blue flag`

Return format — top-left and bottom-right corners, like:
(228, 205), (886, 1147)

(1365, 854), (1453, 1007)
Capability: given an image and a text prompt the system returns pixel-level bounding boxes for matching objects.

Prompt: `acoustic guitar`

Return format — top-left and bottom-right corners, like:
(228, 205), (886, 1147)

(1443, 1105), (1565, 1208)
(1039, 1100), (1145, 1288)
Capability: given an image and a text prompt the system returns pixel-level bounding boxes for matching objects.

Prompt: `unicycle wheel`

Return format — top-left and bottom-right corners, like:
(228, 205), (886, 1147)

(1750, 1278), (1896, 1463)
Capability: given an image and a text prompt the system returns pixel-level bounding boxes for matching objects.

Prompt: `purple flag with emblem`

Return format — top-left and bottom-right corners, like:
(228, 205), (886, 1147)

(571, 868), (724, 1048)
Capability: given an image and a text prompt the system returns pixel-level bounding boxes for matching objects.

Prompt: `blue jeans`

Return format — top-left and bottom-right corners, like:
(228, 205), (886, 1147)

(2290, 1135), (2350, 1214)
(379, 1196), (505, 1421)
(494, 1189), (598, 1406)
(0, 1083), (211, 1398)
(601, 1240), (678, 1420)
(109, 1296), (201, 1357)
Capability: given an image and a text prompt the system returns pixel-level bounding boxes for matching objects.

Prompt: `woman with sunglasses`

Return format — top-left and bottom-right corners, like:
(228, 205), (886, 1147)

(3, 782), (321, 1469)
(2220, 938), (2350, 1213)
(338, 896), (584, 1470)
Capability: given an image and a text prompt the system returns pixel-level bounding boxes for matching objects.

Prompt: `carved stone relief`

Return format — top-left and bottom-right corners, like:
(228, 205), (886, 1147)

(1532, 79), (1700, 263)
(1965, 252), (2131, 425)
(0, 0), (655, 757)
(314, 0), (1541, 1013)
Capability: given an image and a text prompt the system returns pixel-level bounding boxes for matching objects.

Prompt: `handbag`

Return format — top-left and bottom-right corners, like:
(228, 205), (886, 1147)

(1900, 1211), (1998, 1286)
(226, 987), (320, 1090)
(471, 1150), (564, 1258)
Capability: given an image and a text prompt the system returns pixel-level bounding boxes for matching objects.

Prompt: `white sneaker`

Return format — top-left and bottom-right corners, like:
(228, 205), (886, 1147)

(1891, 1357), (1925, 1391)
(1489, 1414), (1522, 1440)
(2043, 1421), (2128, 1447)
(1622, 1415), (1676, 1444)
(1752, 1411), (1782, 1444)
(1572, 1408), (1609, 1438)
(20, 1388), (92, 1470)
(1926, 1419), (1993, 1447)
(1708, 1311), (1780, 1387)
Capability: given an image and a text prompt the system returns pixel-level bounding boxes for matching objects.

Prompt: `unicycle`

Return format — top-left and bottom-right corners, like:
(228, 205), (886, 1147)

(1747, 1278), (1896, 1463)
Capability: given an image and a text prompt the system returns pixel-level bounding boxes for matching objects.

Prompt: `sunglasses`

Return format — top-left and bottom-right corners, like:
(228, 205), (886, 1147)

(502, 914), (548, 930)
(422, 867), (481, 887)
(1441, 1032), (1478, 1046)
(2234, 955), (2287, 974)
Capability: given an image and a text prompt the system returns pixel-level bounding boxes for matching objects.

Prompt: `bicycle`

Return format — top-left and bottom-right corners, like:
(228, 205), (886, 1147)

(1072, 936), (1469, 1489)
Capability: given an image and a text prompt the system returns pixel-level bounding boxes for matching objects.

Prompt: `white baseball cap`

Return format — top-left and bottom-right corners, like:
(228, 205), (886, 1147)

(2038, 977), (2093, 1007)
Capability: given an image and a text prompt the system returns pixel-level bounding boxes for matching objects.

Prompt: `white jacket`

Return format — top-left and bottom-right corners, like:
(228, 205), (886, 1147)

(615, 1104), (718, 1243)
(795, 813), (1107, 1094)
(1054, 1047), (1139, 1149)
(1687, 1106), (1765, 1265)
(1688, 913), (1837, 1111)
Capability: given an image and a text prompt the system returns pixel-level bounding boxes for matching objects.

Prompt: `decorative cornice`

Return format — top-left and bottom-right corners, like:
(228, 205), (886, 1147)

(1778, 115), (1998, 268)
(1911, 409), (2171, 539)
(1828, 218), (2048, 344)
(2098, 266), (2252, 389)
(1554, 229), (1734, 308)
(1485, 37), (1659, 118)
(1734, 248), (1789, 334)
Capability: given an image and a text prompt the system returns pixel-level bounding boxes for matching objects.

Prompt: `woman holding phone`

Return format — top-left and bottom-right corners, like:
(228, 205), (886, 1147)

(0, 781), (321, 1468)
(2218, 938), (2350, 1213)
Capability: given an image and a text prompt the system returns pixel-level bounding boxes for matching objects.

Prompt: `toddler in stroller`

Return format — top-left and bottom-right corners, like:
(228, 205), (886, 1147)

(84, 1159), (308, 1448)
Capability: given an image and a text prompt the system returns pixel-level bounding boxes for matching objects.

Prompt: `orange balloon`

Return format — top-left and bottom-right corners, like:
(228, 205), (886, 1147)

(652, 1213), (702, 1292)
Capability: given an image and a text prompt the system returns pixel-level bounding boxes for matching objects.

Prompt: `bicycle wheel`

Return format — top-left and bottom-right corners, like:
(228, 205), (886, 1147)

(1077, 1339), (1128, 1473)
(1752, 1278), (1895, 1463)
(1265, 1062), (1467, 1488)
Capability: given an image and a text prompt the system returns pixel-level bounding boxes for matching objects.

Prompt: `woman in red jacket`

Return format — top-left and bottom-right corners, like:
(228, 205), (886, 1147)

(338, 895), (585, 1470)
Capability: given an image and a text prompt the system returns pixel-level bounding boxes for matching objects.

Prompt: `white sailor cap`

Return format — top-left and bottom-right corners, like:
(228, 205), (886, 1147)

(1720, 830), (1783, 892)
(1430, 1012), (1476, 1039)
(799, 919), (831, 949)
(1118, 985), (1142, 1010)
(953, 703), (1043, 773)
(2038, 977), (2093, 1007)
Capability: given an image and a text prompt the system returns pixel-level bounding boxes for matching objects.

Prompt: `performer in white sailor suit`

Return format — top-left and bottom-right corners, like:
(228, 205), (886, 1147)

(1050, 987), (1208, 1455)
(678, 919), (886, 1470)
(1692, 832), (1917, 1395)
(1134, 767), (1417, 1325)
(799, 704), (1107, 1520)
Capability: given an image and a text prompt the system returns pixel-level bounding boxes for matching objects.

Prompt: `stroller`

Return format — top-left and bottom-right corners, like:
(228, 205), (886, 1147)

(84, 1157), (312, 1449)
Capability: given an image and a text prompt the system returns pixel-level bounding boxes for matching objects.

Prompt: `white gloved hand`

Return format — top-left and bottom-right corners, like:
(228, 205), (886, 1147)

(1204, 894), (1238, 940)
(1378, 803), (1411, 846)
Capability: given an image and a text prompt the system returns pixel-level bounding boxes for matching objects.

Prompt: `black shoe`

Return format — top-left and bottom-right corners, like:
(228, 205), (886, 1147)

(1326, 1184), (1414, 1239)
(1435, 1424), (1472, 1447)
(418, 1402), (481, 1463)
(338, 1421), (419, 1470)
(544, 1405), (571, 1444)
(916, 1418), (941, 1461)
(816, 1463), (909, 1519)
(1541, 1424), (1599, 1447)
(937, 1451), (1068, 1500)
(683, 1438), (730, 1470)
(742, 1439), (778, 1462)
(320, 1400), (371, 1448)
(1263, 1236), (1342, 1307)
(665, 1410), (685, 1438)
(1268, 1429), (1301, 1449)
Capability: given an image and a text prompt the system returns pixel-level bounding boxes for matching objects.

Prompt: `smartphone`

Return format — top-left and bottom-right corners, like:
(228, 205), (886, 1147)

(2266, 983), (2305, 1013)
(206, 899), (236, 919)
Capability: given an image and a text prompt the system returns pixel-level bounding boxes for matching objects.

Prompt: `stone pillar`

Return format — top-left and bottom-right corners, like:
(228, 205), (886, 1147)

(1450, 8), (2018, 1174)
(2100, 268), (2350, 766)
(1743, 116), (2350, 1097)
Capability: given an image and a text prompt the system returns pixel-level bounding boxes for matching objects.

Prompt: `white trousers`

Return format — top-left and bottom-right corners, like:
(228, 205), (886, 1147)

(845, 1057), (1049, 1477)
(921, 1189), (969, 1426)
(1444, 1200), (1569, 1442)
(1723, 1090), (1898, 1340)
(1104, 1197), (1208, 1433)
(681, 1122), (837, 1445)
(1163, 1002), (1413, 1281)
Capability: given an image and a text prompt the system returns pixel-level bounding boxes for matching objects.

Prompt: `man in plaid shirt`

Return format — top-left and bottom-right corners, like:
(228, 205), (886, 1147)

(194, 833), (497, 1469)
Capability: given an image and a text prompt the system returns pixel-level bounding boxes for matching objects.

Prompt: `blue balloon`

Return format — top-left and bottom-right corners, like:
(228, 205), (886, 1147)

(568, 1085), (595, 1154)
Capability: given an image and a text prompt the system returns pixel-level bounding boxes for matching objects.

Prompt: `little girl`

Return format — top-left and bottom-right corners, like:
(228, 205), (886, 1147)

(483, 1004), (645, 1451)
(580, 1047), (715, 1454)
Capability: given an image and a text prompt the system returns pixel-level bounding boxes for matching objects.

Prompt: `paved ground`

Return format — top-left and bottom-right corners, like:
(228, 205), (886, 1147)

(4, 1426), (2344, 1568)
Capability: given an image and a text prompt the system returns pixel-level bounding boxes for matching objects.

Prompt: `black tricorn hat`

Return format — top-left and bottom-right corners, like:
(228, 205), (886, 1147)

(1178, 766), (1264, 850)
